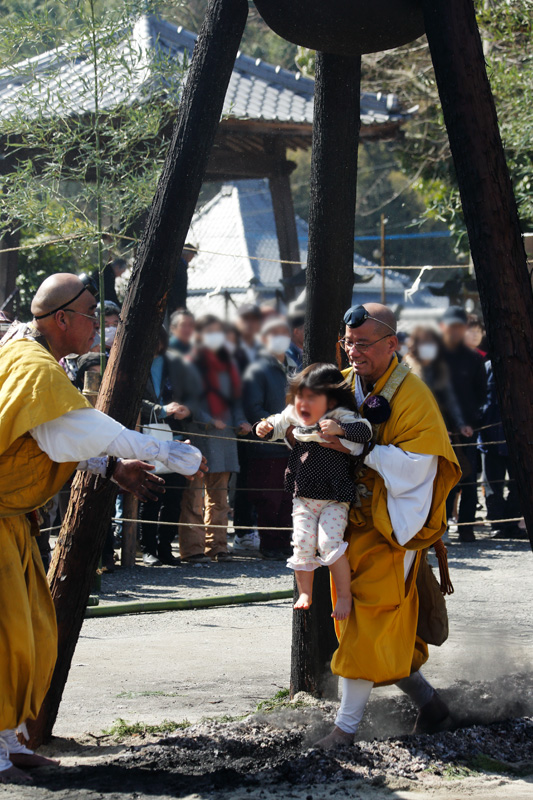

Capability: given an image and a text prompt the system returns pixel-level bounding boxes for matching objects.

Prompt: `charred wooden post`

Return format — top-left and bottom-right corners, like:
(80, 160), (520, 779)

(423, 0), (533, 551)
(28, 0), (249, 747)
(0, 229), (20, 313)
(291, 52), (362, 698)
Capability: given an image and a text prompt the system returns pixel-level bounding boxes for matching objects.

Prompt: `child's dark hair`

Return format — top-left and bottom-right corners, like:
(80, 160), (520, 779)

(286, 362), (357, 412)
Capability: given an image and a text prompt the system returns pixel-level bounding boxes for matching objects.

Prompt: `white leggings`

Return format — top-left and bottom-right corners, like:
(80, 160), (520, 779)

(335, 671), (435, 735)
(287, 497), (349, 572)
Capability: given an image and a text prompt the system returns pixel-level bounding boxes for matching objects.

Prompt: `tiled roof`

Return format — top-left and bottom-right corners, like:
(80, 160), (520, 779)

(188, 180), (375, 296)
(0, 15), (411, 127)
(186, 180), (444, 319)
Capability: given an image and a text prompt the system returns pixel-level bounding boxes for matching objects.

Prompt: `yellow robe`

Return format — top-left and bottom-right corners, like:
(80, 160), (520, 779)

(0, 338), (90, 730)
(330, 355), (460, 684)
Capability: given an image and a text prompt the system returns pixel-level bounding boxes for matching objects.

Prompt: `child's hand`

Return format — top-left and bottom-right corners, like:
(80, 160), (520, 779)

(256, 420), (274, 438)
(319, 419), (344, 437)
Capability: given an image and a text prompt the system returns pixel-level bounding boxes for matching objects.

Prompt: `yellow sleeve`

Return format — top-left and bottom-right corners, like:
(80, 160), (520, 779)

(0, 339), (91, 456)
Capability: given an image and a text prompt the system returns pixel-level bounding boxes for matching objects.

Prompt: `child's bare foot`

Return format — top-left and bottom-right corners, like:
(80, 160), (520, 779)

(331, 594), (352, 620)
(294, 592), (312, 610)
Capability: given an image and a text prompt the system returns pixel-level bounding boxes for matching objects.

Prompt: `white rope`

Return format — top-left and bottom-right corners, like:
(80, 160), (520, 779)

(40, 516), (526, 534)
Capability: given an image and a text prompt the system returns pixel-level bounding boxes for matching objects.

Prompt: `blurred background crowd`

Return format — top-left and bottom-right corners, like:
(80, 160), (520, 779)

(1, 250), (525, 574)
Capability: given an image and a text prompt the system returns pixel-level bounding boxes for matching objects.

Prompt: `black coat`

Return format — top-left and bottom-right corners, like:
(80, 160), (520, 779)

(243, 351), (293, 459)
(443, 343), (487, 428)
(141, 350), (202, 432)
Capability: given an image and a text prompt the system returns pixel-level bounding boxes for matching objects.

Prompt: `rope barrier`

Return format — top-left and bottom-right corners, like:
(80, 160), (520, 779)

(112, 517), (294, 531)
(453, 439), (507, 447)
(454, 517), (524, 527)
(139, 425), (506, 448)
(138, 424), (288, 447)
(41, 515), (525, 534)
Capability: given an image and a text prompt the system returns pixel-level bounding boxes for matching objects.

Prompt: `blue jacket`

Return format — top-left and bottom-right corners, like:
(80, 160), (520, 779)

(479, 361), (507, 457)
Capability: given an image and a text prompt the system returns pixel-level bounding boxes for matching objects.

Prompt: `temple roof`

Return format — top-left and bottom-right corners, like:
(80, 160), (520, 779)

(0, 14), (413, 133)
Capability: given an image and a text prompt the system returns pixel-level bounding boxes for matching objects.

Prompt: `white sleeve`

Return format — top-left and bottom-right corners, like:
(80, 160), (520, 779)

(77, 457), (108, 477)
(31, 408), (202, 476)
(364, 445), (438, 546)
(30, 408), (124, 461)
(266, 405), (298, 441)
(105, 427), (202, 476)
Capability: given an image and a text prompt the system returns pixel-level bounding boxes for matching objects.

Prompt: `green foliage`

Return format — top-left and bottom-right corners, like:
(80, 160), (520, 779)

(294, 1), (533, 253)
(103, 717), (192, 739)
(0, 0), (187, 324)
(161, 1), (299, 70)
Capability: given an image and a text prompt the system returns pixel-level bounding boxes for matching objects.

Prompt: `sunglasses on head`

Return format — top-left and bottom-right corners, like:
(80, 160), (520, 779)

(34, 273), (99, 320)
(343, 305), (397, 335)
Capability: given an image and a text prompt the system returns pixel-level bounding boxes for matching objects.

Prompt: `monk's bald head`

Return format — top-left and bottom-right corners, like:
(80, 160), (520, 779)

(31, 273), (88, 318)
(362, 303), (397, 336)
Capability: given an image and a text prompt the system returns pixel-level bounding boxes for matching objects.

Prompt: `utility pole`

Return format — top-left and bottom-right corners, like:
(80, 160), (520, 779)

(380, 214), (386, 304)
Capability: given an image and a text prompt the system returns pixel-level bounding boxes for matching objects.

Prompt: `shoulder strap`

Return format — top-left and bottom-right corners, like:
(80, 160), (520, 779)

(371, 361), (411, 443)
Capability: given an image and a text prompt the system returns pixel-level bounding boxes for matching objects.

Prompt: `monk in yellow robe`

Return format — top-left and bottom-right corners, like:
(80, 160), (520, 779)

(316, 303), (460, 748)
(0, 274), (204, 783)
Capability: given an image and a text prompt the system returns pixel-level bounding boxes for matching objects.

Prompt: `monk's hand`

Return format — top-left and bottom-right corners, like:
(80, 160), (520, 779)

(113, 459), (165, 502)
(179, 441), (209, 481)
(192, 454), (209, 479)
(319, 419), (344, 437)
(317, 435), (351, 454)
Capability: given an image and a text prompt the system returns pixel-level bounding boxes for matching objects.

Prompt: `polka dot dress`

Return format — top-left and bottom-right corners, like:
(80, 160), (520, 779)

(284, 420), (371, 503)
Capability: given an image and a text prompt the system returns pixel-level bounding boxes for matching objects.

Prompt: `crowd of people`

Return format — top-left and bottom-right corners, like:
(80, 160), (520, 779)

(4, 252), (524, 574)
(54, 261), (524, 571)
(0, 266), (528, 782)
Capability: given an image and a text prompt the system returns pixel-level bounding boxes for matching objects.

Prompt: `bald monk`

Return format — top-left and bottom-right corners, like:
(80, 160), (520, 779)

(0, 274), (206, 783)
(316, 303), (460, 748)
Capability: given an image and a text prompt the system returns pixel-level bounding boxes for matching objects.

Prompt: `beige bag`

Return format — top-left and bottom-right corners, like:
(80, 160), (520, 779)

(416, 548), (450, 647)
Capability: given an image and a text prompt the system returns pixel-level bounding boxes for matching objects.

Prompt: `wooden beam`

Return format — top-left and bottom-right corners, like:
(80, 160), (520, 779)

(0, 229), (20, 313)
(267, 142), (302, 300)
(204, 148), (296, 180)
(291, 52), (362, 698)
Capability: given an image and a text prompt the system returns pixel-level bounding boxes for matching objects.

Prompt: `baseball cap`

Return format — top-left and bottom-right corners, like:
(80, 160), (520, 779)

(441, 306), (468, 325)
(237, 303), (262, 319)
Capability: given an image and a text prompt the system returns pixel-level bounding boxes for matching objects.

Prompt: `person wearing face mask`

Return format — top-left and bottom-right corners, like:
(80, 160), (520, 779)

(395, 331), (409, 361)
(403, 327), (469, 437)
(179, 315), (252, 562)
(242, 316), (298, 559)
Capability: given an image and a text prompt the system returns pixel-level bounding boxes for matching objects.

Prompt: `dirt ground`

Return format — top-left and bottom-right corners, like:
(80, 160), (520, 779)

(3, 526), (532, 799)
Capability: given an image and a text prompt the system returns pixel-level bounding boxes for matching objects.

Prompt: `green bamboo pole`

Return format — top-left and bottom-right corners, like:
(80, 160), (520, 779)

(85, 589), (293, 618)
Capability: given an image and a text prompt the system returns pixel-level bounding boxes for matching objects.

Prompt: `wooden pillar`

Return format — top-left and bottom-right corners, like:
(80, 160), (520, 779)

(121, 494), (139, 568)
(424, 0), (533, 551)
(291, 52), (361, 698)
(28, 0), (249, 747)
(268, 144), (301, 301)
(0, 229), (20, 313)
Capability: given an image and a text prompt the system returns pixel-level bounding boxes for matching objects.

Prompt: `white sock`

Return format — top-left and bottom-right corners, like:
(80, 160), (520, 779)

(0, 728), (33, 756)
(335, 678), (373, 735)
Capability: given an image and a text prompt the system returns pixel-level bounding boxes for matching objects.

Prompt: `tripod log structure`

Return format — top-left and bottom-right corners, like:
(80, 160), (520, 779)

(30, 0), (533, 744)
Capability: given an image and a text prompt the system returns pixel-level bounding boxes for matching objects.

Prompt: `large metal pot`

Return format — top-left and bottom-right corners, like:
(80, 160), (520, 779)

(253, 0), (424, 56)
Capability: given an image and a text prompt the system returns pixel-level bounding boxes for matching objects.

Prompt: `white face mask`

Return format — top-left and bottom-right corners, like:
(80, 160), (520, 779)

(418, 342), (439, 362)
(225, 339), (237, 355)
(203, 331), (226, 351)
(267, 334), (291, 356)
(399, 344), (409, 357)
